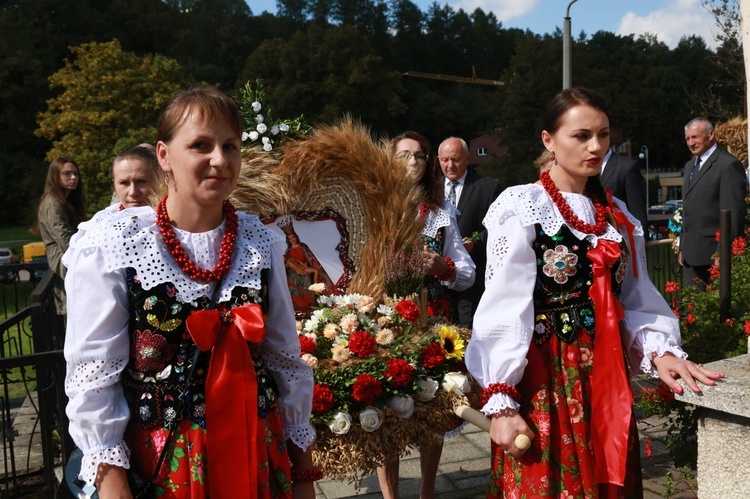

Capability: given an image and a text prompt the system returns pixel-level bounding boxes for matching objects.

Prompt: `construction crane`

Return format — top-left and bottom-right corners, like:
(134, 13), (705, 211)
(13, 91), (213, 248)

(402, 66), (504, 86)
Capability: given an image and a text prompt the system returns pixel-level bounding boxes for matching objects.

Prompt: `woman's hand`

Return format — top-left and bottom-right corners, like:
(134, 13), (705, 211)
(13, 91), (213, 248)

(652, 352), (725, 395)
(95, 463), (133, 499)
(489, 409), (534, 460)
(421, 245), (447, 276)
(292, 480), (316, 499)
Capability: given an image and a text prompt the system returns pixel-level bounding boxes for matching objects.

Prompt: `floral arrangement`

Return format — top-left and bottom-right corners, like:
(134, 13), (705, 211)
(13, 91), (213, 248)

(636, 228), (750, 468)
(667, 207), (682, 254)
(235, 79), (311, 152)
(298, 289), (478, 480)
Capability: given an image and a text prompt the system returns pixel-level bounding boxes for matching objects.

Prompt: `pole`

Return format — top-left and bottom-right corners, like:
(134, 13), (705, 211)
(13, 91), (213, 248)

(563, 0), (579, 89)
(719, 210), (732, 321)
(640, 145), (649, 217)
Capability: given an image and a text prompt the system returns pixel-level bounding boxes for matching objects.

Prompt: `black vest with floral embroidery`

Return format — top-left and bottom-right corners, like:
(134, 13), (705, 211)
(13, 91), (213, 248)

(121, 268), (280, 430)
(531, 225), (626, 344)
(422, 227), (446, 300)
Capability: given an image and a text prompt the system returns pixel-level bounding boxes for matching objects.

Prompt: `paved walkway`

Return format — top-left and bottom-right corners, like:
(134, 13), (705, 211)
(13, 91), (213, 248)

(313, 414), (698, 498)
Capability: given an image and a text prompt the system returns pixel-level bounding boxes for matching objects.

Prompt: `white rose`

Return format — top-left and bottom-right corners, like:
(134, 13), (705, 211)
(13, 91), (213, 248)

(442, 372), (471, 396)
(279, 123), (290, 132)
(271, 125), (280, 135)
(255, 114), (264, 123)
(308, 283), (326, 294)
(358, 406), (384, 432)
(251, 101), (262, 113)
(295, 321), (303, 332)
(241, 131), (249, 141)
(256, 123), (267, 134)
(249, 131), (259, 141)
(388, 395), (414, 418)
(415, 378), (439, 401)
(263, 143), (273, 152)
(262, 136), (270, 144)
(329, 412), (352, 435)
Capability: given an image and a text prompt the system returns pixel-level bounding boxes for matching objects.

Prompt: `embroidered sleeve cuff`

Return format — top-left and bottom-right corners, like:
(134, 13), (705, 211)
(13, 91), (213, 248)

(480, 393), (520, 415)
(80, 441), (131, 486)
(284, 422), (317, 452)
(640, 335), (687, 376)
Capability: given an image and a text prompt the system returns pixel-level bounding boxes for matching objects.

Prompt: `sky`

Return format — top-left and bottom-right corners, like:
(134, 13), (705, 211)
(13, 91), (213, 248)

(248, 0), (721, 49)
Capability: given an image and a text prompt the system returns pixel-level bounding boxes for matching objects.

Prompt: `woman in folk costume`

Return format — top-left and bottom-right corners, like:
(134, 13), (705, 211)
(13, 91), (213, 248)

(466, 88), (722, 498)
(63, 86), (316, 498)
(376, 131), (475, 499)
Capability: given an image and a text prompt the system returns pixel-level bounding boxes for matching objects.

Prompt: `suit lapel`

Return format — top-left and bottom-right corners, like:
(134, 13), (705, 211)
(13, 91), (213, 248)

(601, 154), (616, 186)
(686, 149), (719, 194)
(457, 172), (475, 214)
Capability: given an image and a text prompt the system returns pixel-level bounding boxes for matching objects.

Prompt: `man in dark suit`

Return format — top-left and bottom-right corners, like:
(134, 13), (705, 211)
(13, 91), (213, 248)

(680, 117), (747, 287)
(438, 137), (502, 327)
(600, 149), (648, 234)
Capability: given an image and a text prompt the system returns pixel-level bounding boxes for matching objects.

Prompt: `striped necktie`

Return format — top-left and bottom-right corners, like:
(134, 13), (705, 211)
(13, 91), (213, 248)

(689, 156), (701, 187)
(448, 181), (458, 207)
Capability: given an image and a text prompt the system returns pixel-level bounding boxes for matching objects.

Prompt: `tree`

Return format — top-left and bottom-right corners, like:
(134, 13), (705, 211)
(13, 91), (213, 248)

(237, 25), (406, 133)
(35, 40), (189, 210)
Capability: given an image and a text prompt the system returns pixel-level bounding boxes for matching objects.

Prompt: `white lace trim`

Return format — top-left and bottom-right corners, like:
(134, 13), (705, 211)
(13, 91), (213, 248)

(284, 423), (317, 451)
(485, 184), (644, 246)
(69, 208), (282, 303)
(639, 336), (687, 376)
(421, 204), (453, 239)
(65, 359), (126, 396)
(481, 393), (520, 415)
(80, 442), (131, 486)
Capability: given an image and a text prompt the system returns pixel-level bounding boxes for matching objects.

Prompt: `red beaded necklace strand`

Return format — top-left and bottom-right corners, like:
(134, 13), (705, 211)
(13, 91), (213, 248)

(540, 170), (610, 236)
(156, 196), (239, 283)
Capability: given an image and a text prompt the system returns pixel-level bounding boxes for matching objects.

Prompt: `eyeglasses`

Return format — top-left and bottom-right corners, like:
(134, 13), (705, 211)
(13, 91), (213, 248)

(396, 151), (429, 162)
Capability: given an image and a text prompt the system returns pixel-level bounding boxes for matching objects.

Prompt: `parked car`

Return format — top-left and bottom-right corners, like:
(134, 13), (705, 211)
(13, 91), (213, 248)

(648, 204), (676, 215)
(664, 200), (682, 211)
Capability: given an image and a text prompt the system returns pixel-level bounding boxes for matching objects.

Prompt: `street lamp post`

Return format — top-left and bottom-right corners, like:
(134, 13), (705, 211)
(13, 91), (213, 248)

(639, 145), (650, 219)
(563, 0), (579, 89)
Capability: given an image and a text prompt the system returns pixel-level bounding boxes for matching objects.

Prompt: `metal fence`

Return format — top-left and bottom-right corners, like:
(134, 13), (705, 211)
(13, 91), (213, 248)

(644, 238), (683, 299)
(0, 267), (67, 498)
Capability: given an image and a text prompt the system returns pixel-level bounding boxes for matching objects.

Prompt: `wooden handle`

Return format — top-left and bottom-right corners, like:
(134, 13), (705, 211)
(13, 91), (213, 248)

(455, 405), (491, 432)
(455, 405), (532, 451)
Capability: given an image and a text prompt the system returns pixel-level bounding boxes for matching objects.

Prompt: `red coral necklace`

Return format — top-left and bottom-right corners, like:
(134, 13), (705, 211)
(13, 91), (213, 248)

(540, 170), (610, 236)
(156, 196), (238, 282)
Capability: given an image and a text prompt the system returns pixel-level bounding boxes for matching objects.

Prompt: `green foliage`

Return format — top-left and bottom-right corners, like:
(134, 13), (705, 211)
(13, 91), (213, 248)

(636, 229), (750, 468)
(35, 40), (189, 211)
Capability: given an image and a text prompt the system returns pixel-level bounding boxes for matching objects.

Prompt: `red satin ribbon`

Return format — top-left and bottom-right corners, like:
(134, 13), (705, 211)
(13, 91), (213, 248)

(605, 189), (638, 277)
(587, 240), (632, 486)
(186, 303), (266, 498)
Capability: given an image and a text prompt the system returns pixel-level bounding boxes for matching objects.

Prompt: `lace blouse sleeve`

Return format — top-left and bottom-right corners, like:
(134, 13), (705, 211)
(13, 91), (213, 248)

(261, 240), (316, 451)
(615, 204), (686, 376)
(441, 212), (476, 291)
(63, 244), (131, 486)
(465, 212), (536, 414)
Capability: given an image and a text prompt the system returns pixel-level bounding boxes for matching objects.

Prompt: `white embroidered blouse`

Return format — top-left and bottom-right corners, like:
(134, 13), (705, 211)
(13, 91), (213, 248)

(62, 206), (315, 485)
(466, 184), (686, 415)
(421, 202), (476, 291)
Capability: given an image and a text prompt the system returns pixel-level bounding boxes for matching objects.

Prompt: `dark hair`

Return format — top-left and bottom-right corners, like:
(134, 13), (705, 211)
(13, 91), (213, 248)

(34, 157), (87, 230)
(157, 86), (243, 144)
(114, 145), (159, 180)
(391, 131), (443, 210)
(542, 88), (610, 205)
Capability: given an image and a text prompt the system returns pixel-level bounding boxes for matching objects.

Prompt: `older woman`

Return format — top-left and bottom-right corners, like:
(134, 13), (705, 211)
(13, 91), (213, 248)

(376, 130), (475, 499)
(63, 87), (316, 498)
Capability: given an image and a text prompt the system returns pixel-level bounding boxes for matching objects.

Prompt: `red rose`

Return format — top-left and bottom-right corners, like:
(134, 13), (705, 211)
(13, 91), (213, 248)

(348, 331), (377, 357)
(664, 281), (680, 294)
(312, 384), (334, 414)
(422, 341), (445, 368)
(352, 374), (382, 405)
(395, 299), (420, 322)
(744, 321), (750, 335)
(384, 358), (415, 388)
(298, 335), (316, 356)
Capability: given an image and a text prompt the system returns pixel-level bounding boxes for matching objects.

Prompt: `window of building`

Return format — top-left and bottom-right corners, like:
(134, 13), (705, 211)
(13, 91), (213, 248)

(476, 147), (487, 156)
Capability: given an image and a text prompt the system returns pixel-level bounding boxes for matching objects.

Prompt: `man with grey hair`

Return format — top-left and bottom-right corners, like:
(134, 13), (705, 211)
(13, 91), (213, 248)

(438, 136), (502, 326)
(680, 117), (746, 287)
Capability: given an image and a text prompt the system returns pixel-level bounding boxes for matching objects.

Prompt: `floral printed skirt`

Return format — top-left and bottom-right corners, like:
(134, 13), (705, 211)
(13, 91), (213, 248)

(126, 408), (293, 498)
(487, 329), (643, 498)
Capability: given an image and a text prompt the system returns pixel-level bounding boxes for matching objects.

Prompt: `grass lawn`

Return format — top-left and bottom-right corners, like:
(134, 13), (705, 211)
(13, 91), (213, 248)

(0, 225), (42, 254)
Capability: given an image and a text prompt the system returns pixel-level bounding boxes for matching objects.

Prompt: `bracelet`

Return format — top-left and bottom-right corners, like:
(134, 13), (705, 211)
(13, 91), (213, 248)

(481, 382), (521, 406)
(435, 257), (456, 282)
(291, 467), (324, 482)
